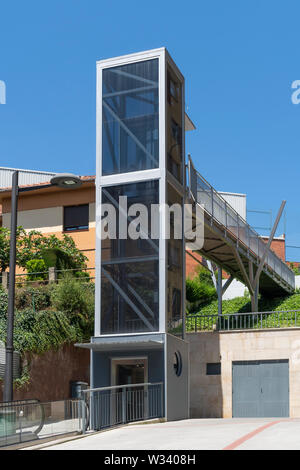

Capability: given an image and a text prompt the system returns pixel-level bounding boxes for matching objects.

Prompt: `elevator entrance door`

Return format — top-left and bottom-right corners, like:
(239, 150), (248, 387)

(116, 362), (145, 386)
(112, 358), (148, 386)
(111, 358), (148, 423)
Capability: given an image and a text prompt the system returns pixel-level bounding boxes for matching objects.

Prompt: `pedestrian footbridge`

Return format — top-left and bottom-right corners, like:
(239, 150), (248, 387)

(187, 157), (295, 310)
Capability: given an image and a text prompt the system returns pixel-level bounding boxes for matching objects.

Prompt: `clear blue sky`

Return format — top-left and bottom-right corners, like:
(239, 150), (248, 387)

(0, 1), (300, 259)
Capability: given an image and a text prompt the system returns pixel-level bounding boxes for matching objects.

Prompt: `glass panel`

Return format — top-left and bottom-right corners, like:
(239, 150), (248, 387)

(167, 184), (183, 336)
(196, 175), (212, 214)
(213, 196), (226, 226)
(102, 59), (159, 175)
(249, 231), (259, 256)
(101, 180), (159, 334)
(101, 260), (159, 334)
(101, 181), (159, 261)
(167, 67), (183, 184)
(227, 206), (238, 237)
(0, 400), (81, 446)
(238, 216), (248, 246)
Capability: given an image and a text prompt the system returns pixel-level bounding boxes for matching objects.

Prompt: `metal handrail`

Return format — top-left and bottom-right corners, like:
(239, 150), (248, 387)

(82, 382), (163, 394)
(14, 266), (96, 277)
(189, 309), (300, 316)
(0, 398), (39, 406)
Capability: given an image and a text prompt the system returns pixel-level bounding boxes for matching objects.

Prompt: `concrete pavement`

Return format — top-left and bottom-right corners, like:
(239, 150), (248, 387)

(38, 418), (300, 450)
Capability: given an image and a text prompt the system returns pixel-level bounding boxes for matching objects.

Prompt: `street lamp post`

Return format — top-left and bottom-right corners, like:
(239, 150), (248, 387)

(3, 171), (82, 402)
(3, 171), (19, 402)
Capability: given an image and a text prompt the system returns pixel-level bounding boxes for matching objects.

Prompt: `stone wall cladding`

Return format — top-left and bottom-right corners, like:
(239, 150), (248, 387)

(188, 328), (300, 418)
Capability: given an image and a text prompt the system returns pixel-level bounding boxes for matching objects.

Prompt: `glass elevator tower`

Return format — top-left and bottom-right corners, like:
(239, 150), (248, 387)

(91, 48), (189, 421)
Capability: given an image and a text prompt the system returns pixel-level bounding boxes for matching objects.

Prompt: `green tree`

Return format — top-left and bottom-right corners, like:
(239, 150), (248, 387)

(0, 226), (26, 272)
(18, 230), (88, 269)
(0, 226), (88, 272)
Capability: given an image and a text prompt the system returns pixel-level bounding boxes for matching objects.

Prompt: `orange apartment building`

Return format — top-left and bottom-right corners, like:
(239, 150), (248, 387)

(0, 177), (97, 272)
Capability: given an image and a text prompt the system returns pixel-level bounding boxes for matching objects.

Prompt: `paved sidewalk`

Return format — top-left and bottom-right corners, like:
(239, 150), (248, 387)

(37, 418), (300, 450)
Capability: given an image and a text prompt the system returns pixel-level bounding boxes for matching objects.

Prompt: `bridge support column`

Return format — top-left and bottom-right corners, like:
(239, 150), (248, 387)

(206, 261), (222, 314)
(249, 261), (259, 312)
(247, 201), (286, 312)
(251, 282), (259, 312)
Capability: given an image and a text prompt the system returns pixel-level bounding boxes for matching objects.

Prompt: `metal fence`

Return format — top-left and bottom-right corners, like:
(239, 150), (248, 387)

(188, 157), (295, 289)
(0, 267), (96, 289)
(82, 382), (164, 432)
(0, 398), (84, 447)
(186, 310), (300, 332)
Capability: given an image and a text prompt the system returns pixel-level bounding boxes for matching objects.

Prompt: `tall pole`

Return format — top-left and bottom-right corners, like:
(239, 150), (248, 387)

(3, 171), (19, 402)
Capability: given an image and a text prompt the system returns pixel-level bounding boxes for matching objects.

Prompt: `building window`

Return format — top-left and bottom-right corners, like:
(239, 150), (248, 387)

(64, 204), (89, 232)
(206, 363), (221, 376)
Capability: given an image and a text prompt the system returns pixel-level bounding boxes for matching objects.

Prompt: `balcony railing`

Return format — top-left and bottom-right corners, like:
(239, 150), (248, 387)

(186, 310), (300, 332)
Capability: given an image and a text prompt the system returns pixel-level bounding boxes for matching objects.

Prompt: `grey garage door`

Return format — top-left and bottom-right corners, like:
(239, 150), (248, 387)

(232, 360), (289, 418)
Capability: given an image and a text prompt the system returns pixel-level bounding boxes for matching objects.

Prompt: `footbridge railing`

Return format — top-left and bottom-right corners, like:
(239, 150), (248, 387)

(188, 156), (295, 291)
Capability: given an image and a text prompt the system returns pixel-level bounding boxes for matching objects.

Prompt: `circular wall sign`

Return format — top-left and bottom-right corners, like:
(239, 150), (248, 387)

(173, 351), (182, 377)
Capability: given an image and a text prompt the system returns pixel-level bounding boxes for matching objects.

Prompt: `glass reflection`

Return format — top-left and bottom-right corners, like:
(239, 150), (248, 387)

(101, 181), (159, 334)
(102, 59), (159, 175)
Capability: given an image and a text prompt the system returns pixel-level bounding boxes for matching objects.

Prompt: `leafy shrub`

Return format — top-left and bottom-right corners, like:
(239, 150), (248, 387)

(16, 230), (88, 270)
(11, 308), (79, 354)
(15, 285), (51, 311)
(30, 310), (79, 352)
(0, 277), (95, 389)
(0, 285), (8, 320)
(74, 271), (91, 281)
(195, 265), (215, 286)
(26, 259), (47, 282)
(186, 278), (217, 312)
(289, 262), (299, 275)
(42, 248), (79, 273)
(50, 276), (94, 335)
(187, 292), (300, 318)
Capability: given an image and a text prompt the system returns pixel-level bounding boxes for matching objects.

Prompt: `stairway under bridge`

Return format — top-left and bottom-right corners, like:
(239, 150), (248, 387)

(187, 157), (295, 312)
